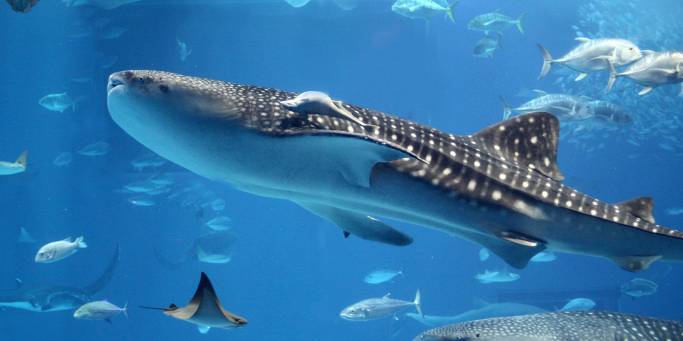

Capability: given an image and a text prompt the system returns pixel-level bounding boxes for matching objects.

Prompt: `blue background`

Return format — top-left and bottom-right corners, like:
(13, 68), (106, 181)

(0, 0), (681, 340)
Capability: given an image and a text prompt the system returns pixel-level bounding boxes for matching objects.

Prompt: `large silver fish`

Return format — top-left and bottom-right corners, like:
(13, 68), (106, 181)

(106, 70), (683, 272)
(501, 92), (593, 121)
(340, 291), (421, 321)
(467, 10), (525, 35)
(414, 311), (683, 341)
(538, 38), (642, 81)
(608, 51), (683, 96)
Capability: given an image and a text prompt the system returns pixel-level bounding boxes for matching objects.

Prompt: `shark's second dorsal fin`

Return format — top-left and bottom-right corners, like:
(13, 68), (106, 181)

(473, 112), (564, 181)
(616, 197), (655, 224)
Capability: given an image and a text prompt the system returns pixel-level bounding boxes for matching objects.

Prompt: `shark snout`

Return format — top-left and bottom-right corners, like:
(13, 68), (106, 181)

(107, 72), (129, 93)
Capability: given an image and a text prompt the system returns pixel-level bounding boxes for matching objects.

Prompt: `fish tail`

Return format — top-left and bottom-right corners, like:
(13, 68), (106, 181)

(445, 0), (459, 23)
(607, 60), (618, 92)
(123, 302), (129, 318)
(499, 95), (513, 119)
(516, 13), (526, 34)
(537, 44), (553, 79)
(15, 151), (28, 168)
(414, 290), (423, 317)
(75, 236), (88, 249)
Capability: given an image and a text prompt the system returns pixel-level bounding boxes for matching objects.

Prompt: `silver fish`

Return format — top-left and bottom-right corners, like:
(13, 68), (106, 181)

(608, 51), (683, 96)
(340, 291), (421, 321)
(467, 10), (525, 35)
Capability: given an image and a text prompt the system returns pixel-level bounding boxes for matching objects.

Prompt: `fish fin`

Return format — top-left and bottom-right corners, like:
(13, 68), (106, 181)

(472, 112), (564, 181)
(515, 13), (525, 34)
(607, 60), (618, 92)
(62, 236), (73, 242)
(616, 196), (655, 223)
(531, 89), (548, 96)
(499, 95), (512, 119)
(343, 230), (351, 238)
(383, 293), (391, 298)
(297, 202), (412, 246)
(470, 232), (546, 269)
(414, 290), (423, 317)
(574, 37), (591, 43)
(123, 302), (128, 318)
(444, 0), (458, 22)
(611, 255), (661, 272)
(14, 278), (23, 289)
(638, 86), (653, 96)
(105, 318), (112, 324)
(642, 49), (655, 55)
(537, 44), (553, 79)
(197, 325), (211, 334)
(75, 236), (87, 248)
(15, 151), (28, 168)
(574, 73), (588, 81)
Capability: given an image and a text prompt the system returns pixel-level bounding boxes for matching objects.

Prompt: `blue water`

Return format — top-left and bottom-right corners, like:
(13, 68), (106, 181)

(1, 0), (682, 340)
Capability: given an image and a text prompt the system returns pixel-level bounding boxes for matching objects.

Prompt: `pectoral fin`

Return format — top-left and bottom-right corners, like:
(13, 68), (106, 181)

(467, 229), (546, 269)
(638, 86), (653, 96)
(297, 202), (412, 246)
(197, 325), (211, 334)
(611, 255), (661, 272)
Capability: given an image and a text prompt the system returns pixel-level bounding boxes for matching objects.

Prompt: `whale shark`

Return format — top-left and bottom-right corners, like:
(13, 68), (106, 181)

(0, 245), (119, 312)
(106, 70), (683, 271)
(413, 311), (683, 340)
(407, 301), (546, 327)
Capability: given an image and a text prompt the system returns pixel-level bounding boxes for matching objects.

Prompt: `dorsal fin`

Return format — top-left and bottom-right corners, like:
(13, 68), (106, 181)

(473, 112), (564, 181)
(616, 196), (655, 223)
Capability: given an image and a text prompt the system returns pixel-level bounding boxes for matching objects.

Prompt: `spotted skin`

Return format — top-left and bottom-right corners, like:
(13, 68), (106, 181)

(414, 311), (683, 341)
(107, 71), (683, 271)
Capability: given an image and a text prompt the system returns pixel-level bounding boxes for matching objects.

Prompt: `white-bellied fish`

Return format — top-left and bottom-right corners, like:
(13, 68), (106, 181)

(140, 272), (247, 334)
(35, 236), (87, 263)
(127, 196), (155, 207)
(559, 297), (595, 312)
(205, 216), (232, 231)
(53, 152), (73, 167)
(607, 51), (683, 96)
(0, 151), (27, 175)
(500, 92), (593, 120)
(106, 70), (683, 272)
(391, 0), (457, 22)
(74, 300), (127, 323)
(39, 93), (76, 112)
(340, 291), (422, 321)
(414, 311), (683, 341)
(473, 34), (501, 59)
(475, 270), (519, 284)
(620, 277), (657, 298)
(177, 39), (192, 62)
(78, 141), (110, 156)
(364, 269), (403, 284)
(468, 10), (524, 35)
(538, 38), (642, 80)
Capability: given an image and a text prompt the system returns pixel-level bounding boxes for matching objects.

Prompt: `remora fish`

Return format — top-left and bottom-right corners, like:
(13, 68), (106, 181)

(0, 245), (119, 312)
(607, 51), (683, 96)
(140, 272), (247, 334)
(406, 301), (546, 327)
(74, 300), (127, 322)
(340, 291), (422, 321)
(106, 70), (683, 272)
(538, 38), (642, 81)
(413, 311), (683, 341)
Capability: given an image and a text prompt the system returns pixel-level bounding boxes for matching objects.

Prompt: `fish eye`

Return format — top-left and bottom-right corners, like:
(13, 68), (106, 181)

(159, 85), (170, 93)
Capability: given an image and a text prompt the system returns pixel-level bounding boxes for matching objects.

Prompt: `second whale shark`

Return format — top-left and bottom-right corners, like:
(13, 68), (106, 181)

(106, 70), (683, 271)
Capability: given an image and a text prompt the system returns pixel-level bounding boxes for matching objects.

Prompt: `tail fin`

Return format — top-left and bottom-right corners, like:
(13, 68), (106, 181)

(537, 44), (553, 79)
(15, 151), (27, 168)
(499, 96), (513, 119)
(413, 290), (423, 317)
(445, 0), (459, 22)
(75, 236), (88, 248)
(516, 13), (526, 34)
(83, 244), (119, 295)
(607, 60), (618, 92)
(123, 302), (128, 318)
